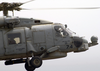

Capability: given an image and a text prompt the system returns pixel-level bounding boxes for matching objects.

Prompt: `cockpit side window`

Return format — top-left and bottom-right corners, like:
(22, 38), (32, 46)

(54, 26), (68, 37)
(7, 33), (21, 45)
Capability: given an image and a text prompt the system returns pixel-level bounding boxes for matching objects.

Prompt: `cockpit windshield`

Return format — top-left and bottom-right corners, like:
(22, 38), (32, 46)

(54, 26), (68, 37)
(65, 28), (77, 37)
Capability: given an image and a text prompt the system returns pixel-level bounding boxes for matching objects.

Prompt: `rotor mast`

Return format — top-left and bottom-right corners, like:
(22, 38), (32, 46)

(3, 8), (8, 16)
(0, 0), (34, 16)
(2, 3), (9, 16)
(0, 2), (22, 16)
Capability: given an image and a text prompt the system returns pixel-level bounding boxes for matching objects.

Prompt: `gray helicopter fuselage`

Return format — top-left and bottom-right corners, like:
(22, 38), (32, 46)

(0, 1), (99, 71)
(0, 17), (98, 60)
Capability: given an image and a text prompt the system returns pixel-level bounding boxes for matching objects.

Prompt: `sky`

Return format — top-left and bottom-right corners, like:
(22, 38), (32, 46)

(0, 0), (100, 71)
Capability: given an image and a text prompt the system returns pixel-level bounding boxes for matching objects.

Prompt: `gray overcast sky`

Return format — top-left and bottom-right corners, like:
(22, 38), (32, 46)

(0, 0), (100, 71)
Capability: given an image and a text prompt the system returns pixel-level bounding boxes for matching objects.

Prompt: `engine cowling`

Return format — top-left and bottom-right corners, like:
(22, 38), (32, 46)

(0, 16), (20, 28)
(0, 17), (5, 27)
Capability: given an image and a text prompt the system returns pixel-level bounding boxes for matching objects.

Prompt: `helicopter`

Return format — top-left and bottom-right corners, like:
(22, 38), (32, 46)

(0, 0), (99, 71)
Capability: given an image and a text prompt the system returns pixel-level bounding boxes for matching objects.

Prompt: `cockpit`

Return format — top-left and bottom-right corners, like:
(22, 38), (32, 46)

(65, 28), (78, 37)
(54, 24), (89, 52)
(54, 24), (77, 37)
(54, 26), (68, 37)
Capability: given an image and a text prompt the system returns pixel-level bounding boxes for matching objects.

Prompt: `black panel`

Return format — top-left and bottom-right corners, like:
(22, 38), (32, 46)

(73, 37), (83, 48)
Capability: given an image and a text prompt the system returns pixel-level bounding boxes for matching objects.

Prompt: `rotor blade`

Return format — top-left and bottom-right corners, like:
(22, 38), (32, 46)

(31, 7), (100, 10)
(23, 0), (34, 4)
(16, 7), (100, 11)
(14, 7), (30, 11)
(21, 8), (30, 10)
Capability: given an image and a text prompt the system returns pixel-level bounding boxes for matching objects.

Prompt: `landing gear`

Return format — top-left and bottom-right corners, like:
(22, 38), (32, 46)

(25, 62), (35, 71)
(30, 56), (42, 68)
(25, 56), (42, 71)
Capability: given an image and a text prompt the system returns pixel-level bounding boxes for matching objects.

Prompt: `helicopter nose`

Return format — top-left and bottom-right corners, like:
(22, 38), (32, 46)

(73, 37), (83, 48)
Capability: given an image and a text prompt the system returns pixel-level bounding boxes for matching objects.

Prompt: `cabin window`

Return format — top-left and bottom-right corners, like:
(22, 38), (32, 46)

(54, 26), (68, 37)
(7, 33), (21, 45)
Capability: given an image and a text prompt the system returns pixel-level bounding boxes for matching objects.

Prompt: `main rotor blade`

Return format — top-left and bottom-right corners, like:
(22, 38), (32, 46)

(31, 7), (100, 10)
(21, 8), (30, 10)
(15, 7), (100, 11)
(23, 0), (34, 4)
(14, 7), (30, 11)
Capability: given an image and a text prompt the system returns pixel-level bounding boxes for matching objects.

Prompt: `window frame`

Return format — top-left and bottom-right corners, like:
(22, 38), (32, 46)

(7, 33), (22, 45)
(54, 26), (68, 37)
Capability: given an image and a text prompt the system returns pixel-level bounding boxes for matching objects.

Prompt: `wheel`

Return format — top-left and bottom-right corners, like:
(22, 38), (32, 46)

(30, 56), (42, 68)
(25, 62), (35, 71)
